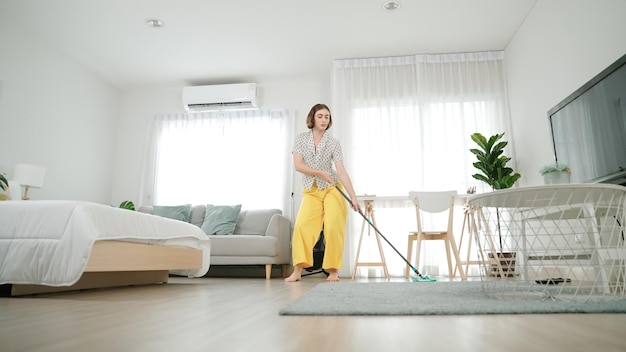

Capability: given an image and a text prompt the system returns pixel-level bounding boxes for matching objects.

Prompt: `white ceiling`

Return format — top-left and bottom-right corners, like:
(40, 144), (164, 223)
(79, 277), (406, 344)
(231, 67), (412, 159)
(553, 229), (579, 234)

(2, 0), (537, 89)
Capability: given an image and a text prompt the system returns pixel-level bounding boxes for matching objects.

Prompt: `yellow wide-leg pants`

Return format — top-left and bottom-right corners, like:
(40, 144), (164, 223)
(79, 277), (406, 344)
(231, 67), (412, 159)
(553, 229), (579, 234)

(292, 182), (348, 269)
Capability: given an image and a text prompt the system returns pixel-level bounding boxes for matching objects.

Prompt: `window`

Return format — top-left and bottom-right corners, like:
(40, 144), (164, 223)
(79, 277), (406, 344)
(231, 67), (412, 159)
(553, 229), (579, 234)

(351, 101), (492, 196)
(333, 52), (515, 277)
(142, 109), (292, 211)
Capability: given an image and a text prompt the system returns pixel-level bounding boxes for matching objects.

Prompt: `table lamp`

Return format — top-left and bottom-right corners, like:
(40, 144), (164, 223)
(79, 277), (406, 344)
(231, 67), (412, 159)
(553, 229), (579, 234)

(13, 164), (46, 200)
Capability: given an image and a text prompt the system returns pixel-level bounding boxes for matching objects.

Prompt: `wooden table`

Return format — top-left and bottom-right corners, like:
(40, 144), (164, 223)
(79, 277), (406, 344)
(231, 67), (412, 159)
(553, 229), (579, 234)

(352, 194), (473, 279)
(351, 196), (409, 279)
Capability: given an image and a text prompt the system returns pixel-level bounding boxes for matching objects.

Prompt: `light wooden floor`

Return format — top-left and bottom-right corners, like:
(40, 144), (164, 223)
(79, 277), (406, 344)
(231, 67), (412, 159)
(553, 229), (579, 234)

(2, 273), (626, 352)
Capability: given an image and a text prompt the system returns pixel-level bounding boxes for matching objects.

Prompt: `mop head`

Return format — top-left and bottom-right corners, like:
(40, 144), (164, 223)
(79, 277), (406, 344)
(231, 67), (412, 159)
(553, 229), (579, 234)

(410, 274), (437, 282)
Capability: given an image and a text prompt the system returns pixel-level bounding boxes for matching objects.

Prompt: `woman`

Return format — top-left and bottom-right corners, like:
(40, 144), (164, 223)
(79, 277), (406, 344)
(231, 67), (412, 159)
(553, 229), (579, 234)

(285, 103), (361, 282)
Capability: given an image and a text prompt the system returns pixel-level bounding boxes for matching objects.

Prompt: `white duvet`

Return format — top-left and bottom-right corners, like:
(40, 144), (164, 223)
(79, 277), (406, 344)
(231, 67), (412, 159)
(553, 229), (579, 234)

(0, 200), (211, 286)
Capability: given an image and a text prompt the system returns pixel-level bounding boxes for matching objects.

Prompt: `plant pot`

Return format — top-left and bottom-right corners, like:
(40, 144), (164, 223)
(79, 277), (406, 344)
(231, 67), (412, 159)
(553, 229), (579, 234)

(0, 194), (9, 201)
(543, 172), (570, 184)
(488, 252), (516, 277)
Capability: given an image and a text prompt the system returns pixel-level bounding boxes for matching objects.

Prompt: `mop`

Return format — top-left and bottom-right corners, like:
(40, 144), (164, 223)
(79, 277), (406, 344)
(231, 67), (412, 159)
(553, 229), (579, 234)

(335, 185), (436, 282)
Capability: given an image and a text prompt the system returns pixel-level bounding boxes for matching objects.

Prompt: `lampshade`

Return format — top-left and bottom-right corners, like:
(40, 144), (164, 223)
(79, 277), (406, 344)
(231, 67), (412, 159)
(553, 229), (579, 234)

(14, 164), (46, 189)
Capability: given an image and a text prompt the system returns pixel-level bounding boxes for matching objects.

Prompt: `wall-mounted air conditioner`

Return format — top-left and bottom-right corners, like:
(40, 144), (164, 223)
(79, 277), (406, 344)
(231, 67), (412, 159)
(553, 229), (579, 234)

(182, 83), (258, 112)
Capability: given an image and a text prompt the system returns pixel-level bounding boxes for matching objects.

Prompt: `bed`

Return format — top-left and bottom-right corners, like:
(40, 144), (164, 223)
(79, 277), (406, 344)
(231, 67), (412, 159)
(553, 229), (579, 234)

(0, 200), (211, 296)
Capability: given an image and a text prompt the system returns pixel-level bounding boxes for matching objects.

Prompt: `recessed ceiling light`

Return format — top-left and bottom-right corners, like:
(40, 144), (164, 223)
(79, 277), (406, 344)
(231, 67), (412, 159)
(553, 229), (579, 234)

(146, 18), (164, 28)
(382, 2), (401, 11)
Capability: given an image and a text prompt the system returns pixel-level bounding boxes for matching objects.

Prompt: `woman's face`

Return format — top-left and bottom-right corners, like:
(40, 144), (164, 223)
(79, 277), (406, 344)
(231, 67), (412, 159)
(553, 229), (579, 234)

(313, 109), (330, 131)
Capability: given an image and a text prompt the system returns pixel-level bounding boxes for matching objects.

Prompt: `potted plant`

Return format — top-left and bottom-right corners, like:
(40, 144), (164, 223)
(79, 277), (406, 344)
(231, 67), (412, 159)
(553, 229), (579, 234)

(470, 132), (521, 277)
(119, 200), (136, 211)
(540, 162), (571, 184)
(0, 173), (9, 201)
(470, 133), (521, 191)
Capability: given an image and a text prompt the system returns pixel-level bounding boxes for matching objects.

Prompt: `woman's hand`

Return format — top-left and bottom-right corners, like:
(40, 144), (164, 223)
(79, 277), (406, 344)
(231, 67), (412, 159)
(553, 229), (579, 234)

(350, 199), (361, 213)
(320, 171), (335, 185)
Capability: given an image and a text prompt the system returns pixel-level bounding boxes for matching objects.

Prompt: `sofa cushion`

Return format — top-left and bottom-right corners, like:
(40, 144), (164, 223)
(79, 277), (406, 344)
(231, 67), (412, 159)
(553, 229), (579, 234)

(201, 204), (242, 235)
(233, 209), (282, 235)
(153, 204), (192, 222)
(189, 205), (206, 227)
(209, 235), (278, 256)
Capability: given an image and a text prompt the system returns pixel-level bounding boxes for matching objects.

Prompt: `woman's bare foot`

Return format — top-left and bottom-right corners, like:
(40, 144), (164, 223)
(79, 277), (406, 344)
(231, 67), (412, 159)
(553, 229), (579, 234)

(326, 269), (340, 282)
(285, 265), (303, 282)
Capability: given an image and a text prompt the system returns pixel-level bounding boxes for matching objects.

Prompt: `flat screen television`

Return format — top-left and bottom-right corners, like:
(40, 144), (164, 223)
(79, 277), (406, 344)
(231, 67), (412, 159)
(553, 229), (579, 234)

(548, 53), (626, 186)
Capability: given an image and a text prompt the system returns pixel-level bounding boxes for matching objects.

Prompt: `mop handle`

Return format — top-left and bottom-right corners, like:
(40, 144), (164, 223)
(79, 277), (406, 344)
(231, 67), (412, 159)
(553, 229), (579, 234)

(334, 185), (424, 277)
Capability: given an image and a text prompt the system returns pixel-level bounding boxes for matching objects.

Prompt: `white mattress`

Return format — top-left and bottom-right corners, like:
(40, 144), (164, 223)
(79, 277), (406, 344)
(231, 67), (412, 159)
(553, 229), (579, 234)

(0, 200), (211, 286)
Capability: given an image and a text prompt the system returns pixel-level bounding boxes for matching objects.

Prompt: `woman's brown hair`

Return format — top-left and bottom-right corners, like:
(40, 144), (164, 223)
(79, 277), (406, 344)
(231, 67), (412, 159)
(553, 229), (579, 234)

(306, 103), (332, 130)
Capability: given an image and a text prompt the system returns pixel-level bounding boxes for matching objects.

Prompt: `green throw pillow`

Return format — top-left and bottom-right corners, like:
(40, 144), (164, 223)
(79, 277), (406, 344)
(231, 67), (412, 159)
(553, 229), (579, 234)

(201, 204), (242, 235)
(153, 204), (192, 222)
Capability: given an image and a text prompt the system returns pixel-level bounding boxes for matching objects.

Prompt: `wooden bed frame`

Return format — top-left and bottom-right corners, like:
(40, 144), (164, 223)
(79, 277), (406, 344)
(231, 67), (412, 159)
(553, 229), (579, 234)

(3, 240), (204, 296)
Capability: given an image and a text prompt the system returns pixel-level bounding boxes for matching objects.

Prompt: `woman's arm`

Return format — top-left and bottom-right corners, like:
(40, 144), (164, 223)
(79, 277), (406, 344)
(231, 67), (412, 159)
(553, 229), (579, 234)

(335, 160), (361, 212)
(293, 153), (334, 184)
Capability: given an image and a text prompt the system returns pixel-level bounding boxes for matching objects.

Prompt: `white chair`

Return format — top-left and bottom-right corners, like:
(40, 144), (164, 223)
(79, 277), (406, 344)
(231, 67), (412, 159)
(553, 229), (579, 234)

(406, 191), (466, 280)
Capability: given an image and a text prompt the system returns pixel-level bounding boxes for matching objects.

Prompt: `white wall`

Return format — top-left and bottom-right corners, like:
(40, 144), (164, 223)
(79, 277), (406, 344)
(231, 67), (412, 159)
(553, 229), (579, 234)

(505, 0), (626, 186)
(0, 15), (120, 203)
(0, 6), (330, 208)
(3, 0), (626, 206)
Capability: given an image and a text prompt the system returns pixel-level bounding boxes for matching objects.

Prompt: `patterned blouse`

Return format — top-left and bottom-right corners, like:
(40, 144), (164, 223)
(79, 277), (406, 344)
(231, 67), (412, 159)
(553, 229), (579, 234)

(292, 130), (344, 190)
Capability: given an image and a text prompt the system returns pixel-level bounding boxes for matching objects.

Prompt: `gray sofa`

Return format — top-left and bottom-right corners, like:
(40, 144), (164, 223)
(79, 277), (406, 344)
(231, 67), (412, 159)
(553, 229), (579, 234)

(139, 205), (292, 279)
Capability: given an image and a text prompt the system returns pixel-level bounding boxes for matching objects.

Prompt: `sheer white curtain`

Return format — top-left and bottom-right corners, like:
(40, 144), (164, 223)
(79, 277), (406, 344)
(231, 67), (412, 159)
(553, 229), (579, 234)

(332, 51), (515, 278)
(140, 109), (292, 212)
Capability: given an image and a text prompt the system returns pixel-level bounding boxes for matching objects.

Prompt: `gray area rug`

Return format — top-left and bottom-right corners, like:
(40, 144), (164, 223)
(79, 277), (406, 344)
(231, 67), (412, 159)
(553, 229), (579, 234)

(279, 281), (626, 316)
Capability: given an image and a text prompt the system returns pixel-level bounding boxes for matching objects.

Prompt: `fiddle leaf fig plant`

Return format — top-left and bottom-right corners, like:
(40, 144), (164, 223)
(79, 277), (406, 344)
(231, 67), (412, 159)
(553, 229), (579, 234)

(470, 132), (522, 257)
(470, 132), (521, 190)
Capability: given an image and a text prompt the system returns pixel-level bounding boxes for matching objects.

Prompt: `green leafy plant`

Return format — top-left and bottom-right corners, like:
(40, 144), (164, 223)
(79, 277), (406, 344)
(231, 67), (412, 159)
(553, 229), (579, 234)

(470, 132), (521, 262)
(0, 173), (8, 191)
(119, 200), (136, 211)
(540, 162), (571, 175)
(470, 132), (521, 190)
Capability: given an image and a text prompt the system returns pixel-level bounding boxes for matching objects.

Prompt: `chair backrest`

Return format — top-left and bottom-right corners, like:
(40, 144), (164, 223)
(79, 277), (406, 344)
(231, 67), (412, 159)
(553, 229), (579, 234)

(409, 190), (457, 233)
